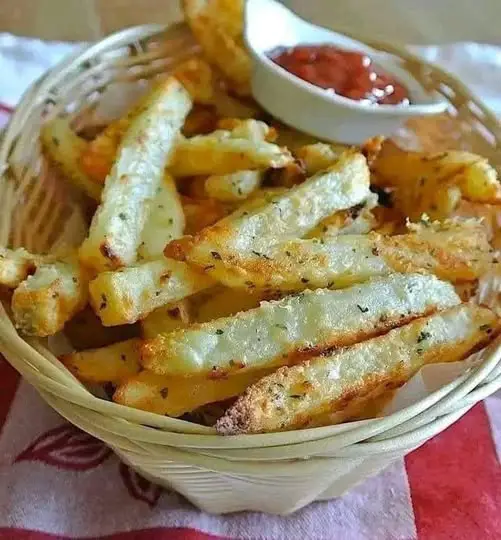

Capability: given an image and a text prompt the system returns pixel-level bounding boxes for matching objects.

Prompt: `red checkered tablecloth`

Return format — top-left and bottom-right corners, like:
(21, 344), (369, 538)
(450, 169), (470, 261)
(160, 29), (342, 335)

(1, 34), (501, 540)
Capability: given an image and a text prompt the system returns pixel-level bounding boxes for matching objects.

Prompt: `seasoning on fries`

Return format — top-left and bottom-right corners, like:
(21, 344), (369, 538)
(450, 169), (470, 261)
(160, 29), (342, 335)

(2, 0), (499, 435)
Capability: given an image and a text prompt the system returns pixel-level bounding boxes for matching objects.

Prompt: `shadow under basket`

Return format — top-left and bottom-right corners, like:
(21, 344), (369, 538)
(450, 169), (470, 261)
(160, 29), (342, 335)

(1, 23), (501, 514)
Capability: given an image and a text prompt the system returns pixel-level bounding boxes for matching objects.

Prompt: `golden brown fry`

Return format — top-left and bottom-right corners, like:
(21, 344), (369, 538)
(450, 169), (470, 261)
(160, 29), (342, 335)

(377, 218), (493, 283)
(12, 258), (89, 336)
(138, 173), (185, 261)
(114, 368), (273, 417)
(79, 78), (192, 272)
(298, 385), (396, 427)
(453, 199), (501, 250)
(217, 304), (499, 434)
(308, 194), (379, 239)
(205, 170), (263, 201)
(182, 0), (251, 96)
(191, 285), (262, 322)
(295, 143), (343, 176)
(88, 258), (213, 326)
(173, 57), (259, 120)
(274, 123), (322, 151)
(216, 118), (276, 142)
(41, 117), (102, 200)
(169, 130), (293, 177)
(172, 56), (216, 104)
(79, 63), (254, 181)
(204, 0), (245, 38)
(182, 176), (210, 199)
(211, 88), (259, 119)
(80, 114), (132, 185)
(372, 140), (501, 220)
(181, 196), (233, 234)
(360, 135), (385, 167)
(142, 273), (459, 377)
(166, 152), (371, 280)
(0, 247), (40, 288)
(455, 281), (479, 302)
(60, 338), (142, 384)
(181, 217), (492, 291)
(264, 159), (306, 188)
(81, 61), (215, 184)
(140, 300), (191, 338)
(182, 105), (220, 137)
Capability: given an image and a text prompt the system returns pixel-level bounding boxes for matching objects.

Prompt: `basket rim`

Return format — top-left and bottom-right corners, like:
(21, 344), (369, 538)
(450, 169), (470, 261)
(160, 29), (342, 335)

(1, 22), (501, 454)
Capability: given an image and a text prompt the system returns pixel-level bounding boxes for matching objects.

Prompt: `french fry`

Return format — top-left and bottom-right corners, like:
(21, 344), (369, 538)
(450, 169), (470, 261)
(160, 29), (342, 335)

(217, 304), (499, 434)
(168, 130), (293, 177)
(172, 56), (216, 104)
(453, 199), (501, 250)
(372, 141), (501, 220)
(182, 187), (288, 236)
(26, 8), (501, 435)
(265, 159), (306, 188)
(360, 135), (385, 167)
(211, 86), (259, 118)
(142, 273), (459, 377)
(0, 247), (40, 288)
(338, 387), (397, 422)
(295, 142), (343, 176)
(182, 0), (251, 96)
(378, 218), (493, 282)
(60, 338), (142, 384)
(89, 258), (214, 326)
(138, 172), (185, 260)
(202, 0), (245, 39)
(216, 118), (276, 142)
(239, 186), (289, 206)
(185, 218), (492, 291)
(140, 300), (191, 338)
(183, 176), (210, 199)
(166, 151), (371, 280)
(79, 78), (192, 272)
(78, 61), (253, 183)
(274, 123), (321, 151)
(191, 285), (263, 322)
(455, 281), (478, 303)
(182, 196), (233, 234)
(41, 117), (102, 201)
(182, 105), (219, 137)
(79, 112), (133, 184)
(174, 58), (259, 120)
(205, 170), (263, 201)
(12, 258), (88, 336)
(114, 368), (277, 417)
(172, 50), (259, 117)
(80, 77), (212, 185)
(308, 193), (379, 238)
(308, 207), (376, 238)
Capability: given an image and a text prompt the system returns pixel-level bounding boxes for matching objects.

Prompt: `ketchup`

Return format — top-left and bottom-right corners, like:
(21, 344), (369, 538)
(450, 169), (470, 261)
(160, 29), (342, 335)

(269, 45), (410, 106)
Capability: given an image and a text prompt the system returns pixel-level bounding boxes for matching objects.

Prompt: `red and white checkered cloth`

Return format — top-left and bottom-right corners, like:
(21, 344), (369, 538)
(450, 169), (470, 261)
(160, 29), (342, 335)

(1, 33), (501, 540)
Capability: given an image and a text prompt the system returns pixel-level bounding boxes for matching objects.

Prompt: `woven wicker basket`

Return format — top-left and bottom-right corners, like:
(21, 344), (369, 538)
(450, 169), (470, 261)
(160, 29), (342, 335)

(1, 23), (501, 515)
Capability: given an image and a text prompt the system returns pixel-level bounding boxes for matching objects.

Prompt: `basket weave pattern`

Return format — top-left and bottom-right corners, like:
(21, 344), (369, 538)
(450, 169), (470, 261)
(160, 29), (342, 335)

(1, 24), (501, 514)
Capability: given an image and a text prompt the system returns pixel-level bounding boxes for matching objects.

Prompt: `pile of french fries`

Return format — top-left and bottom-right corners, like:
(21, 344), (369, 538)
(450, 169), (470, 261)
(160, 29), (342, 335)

(1, 0), (501, 435)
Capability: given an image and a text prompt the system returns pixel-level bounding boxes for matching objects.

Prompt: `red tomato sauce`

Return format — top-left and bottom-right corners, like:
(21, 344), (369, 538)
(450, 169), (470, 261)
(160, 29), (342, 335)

(268, 44), (410, 106)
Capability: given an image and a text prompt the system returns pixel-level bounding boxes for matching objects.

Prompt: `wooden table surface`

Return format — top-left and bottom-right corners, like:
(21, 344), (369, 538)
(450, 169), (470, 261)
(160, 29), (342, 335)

(1, 0), (500, 44)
